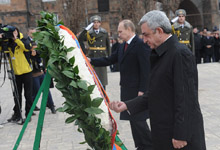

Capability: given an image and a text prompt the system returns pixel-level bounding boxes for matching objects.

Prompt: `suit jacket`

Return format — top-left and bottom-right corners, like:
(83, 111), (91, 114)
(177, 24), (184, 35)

(91, 35), (151, 120)
(125, 35), (206, 150)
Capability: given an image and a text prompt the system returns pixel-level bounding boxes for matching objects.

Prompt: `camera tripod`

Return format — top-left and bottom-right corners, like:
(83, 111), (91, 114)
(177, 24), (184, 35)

(0, 49), (25, 125)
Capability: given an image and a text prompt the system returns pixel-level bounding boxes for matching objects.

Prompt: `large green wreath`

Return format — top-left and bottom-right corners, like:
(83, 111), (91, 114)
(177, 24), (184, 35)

(33, 11), (112, 150)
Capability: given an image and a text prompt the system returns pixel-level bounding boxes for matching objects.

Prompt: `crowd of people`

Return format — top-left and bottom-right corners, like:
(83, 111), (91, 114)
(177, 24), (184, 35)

(171, 9), (220, 64)
(194, 27), (220, 63)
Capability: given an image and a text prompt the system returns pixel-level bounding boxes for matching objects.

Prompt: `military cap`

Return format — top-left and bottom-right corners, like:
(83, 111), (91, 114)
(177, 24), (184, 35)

(175, 9), (186, 16)
(90, 15), (101, 23)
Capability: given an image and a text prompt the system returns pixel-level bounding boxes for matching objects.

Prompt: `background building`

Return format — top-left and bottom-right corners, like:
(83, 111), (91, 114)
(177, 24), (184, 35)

(0, 0), (220, 37)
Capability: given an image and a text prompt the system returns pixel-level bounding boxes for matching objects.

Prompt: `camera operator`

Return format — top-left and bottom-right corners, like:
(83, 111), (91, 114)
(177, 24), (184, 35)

(0, 27), (33, 123)
(28, 28), (56, 114)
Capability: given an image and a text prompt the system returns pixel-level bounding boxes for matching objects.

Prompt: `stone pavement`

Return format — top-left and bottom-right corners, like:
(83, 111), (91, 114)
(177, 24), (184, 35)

(0, 63), (220, 150)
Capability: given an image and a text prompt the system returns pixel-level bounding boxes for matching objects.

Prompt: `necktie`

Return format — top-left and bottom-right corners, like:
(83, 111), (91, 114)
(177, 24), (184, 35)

(124, 43), (128, 52)
(95, 30), (99, 34)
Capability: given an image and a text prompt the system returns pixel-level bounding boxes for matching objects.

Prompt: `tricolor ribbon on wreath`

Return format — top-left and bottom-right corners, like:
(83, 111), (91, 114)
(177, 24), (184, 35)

(58, 25), (126, 150)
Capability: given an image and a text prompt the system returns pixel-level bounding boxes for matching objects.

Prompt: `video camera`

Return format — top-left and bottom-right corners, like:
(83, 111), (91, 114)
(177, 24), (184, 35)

(0, 24), (16, 51)
(0, 24), (16, 40)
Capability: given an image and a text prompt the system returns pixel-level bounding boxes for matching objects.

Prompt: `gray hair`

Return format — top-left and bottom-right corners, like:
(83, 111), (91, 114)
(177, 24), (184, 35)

(139, 10), (172, 34)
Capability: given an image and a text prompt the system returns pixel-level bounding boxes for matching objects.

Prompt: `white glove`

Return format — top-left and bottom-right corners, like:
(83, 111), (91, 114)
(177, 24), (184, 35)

(85, 23), (94, 31)
(171, 16), (178, 23)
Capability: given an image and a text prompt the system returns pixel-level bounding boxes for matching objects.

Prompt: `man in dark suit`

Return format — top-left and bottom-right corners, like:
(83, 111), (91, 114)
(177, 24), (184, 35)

(193, 27), (202, 64)
(203, 31), (215, 63)
(110, 10), (206, 150)
(89, 19), (152, 150)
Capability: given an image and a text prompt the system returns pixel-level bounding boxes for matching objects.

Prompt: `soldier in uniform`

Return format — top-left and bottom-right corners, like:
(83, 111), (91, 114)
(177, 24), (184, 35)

(78, 15), (110, 89)
(172, 9), (195, 54)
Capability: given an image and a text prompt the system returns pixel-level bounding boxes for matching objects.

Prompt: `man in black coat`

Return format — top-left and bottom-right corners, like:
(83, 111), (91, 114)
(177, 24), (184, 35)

(110, 37), (122, 72)
(193, 27), (202, 64)
(90, 19), (152, 150)
(203, 31), (215, 63)
(213, 31), (220, 62)
(110, 10), (206, 150)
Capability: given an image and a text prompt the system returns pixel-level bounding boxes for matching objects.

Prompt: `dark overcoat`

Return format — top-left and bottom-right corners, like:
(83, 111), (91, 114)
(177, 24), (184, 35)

(78, 28), (110, 86)
(91, 35), (151, 121)
(214, 36), (220, 61)
(126, 35), (206, 150)
(203, 36), (215, 56)
(194, 33), (202, 63)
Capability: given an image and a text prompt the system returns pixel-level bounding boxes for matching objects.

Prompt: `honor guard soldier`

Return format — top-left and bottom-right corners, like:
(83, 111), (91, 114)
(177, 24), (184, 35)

(78, 15), (110, 89)
(172, 9), (195, 54)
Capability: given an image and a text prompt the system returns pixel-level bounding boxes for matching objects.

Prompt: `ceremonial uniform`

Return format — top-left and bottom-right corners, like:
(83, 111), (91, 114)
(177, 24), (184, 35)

(78, 16), (110, 87)
(172, 9), (195, 54)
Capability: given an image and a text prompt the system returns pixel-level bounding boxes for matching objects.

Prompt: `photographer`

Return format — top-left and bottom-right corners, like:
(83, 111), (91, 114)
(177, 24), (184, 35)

(27, 28), (56, 114)
(0, 27), (33, 123)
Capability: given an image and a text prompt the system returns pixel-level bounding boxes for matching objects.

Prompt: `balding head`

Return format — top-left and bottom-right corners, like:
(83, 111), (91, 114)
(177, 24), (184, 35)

(120, 20), (135, 33)
(117, 19), (135, 42)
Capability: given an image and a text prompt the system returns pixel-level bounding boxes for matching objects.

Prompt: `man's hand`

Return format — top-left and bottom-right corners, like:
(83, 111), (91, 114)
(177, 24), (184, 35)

(109, 101), (127, 113)
(85, 23), (94, 31)
(171, 16), (179, 23)
(206, 45), (211, 48)
(172, 139), (187, 149)
(138, 91), (144, 96)
(87, 57), (91, 62)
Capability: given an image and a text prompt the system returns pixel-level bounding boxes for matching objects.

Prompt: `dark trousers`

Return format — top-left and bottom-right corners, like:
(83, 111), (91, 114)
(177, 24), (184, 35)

(14, 72), (33, 117)
(32, 74), (54, 108)
(214, 48), (220, 62)
(130, 120), (152, 150)
(195, 49), (201, 64)
(204, 54), (215, 63)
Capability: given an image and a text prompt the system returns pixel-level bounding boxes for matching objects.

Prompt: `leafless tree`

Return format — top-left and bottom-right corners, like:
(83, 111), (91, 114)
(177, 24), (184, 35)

(62, 0), (86, 34)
